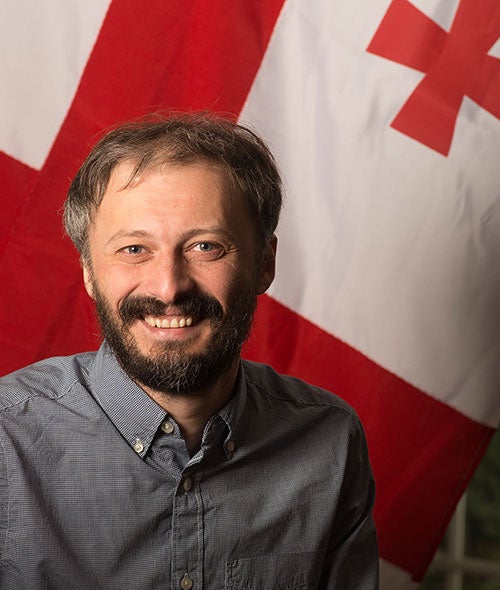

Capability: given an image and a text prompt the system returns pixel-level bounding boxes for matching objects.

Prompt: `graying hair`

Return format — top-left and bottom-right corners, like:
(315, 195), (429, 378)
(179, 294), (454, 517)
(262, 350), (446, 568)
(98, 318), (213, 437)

(63, 113), (283, 262)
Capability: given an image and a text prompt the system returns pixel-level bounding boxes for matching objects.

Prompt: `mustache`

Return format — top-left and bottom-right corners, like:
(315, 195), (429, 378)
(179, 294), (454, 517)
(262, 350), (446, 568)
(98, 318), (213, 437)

(118, 293), (224, 326)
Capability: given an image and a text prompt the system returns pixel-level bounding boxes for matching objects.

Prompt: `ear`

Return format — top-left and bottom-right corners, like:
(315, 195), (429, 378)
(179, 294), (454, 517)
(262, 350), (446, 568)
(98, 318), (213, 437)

(82, 263), (95, 299)
(256, 235), (277, 295)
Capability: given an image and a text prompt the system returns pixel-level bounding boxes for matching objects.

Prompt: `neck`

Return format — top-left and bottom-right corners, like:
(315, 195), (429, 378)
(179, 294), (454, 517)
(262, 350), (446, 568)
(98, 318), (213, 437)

(143, 360), (240, 455)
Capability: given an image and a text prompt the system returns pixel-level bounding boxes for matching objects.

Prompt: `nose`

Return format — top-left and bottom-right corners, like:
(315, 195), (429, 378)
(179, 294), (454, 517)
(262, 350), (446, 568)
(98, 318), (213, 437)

(142, 253), (195, 303)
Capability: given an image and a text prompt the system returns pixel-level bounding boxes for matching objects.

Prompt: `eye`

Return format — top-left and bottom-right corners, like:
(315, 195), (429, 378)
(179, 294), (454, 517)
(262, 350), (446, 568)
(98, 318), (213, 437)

(187, 241), (225, 261)
(197, 242), (215, 252)
(123, 245), (144, 254)
(117, 245), (150, 263)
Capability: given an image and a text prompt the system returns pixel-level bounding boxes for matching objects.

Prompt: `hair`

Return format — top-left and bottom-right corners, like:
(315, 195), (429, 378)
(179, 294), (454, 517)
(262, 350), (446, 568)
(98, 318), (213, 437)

(63, 112), (283, 262)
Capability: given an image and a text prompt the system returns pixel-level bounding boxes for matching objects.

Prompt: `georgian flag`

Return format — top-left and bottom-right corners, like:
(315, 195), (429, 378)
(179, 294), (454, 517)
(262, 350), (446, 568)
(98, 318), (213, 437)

(1, 1), (499, 586)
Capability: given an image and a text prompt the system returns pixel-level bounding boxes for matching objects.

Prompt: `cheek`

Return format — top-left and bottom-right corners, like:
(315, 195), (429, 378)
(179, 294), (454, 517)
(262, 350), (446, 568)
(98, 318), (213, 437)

(222, 273), (257, 310)
(92, 267), (142, 308)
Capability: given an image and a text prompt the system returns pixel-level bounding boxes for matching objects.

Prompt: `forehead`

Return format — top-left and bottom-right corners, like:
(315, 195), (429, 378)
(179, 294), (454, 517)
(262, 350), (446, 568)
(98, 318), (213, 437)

(106, 157), (229, 193)
(91, 160), (255, 238)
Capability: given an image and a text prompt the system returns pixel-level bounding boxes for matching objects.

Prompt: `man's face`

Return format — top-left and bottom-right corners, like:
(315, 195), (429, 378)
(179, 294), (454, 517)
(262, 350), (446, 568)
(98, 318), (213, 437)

(84, 160), (275, 395)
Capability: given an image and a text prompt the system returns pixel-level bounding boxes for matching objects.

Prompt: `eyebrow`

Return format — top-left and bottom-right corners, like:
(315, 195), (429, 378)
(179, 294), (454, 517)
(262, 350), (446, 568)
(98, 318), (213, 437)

(104, 230), (152, 248)
(104, 227), (237, 249)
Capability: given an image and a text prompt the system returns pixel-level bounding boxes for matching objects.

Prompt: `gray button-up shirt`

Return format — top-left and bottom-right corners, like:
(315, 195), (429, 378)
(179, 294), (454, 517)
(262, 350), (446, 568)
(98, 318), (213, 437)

(0, 343), (378, 589)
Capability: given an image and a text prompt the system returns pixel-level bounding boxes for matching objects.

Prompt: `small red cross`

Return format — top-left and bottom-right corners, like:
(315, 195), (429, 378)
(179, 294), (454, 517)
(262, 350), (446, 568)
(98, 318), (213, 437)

(367, 0), (500, 155)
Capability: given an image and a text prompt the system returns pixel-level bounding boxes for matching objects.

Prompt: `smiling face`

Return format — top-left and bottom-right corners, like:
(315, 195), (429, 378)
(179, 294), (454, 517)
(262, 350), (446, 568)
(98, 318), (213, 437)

(84, 160), (276, 395)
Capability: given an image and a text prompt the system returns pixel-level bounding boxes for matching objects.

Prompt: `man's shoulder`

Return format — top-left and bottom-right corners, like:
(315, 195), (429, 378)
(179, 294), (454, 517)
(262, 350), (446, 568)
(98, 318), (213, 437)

(0, 351), (97, 411)
(241, 359), (357, 418)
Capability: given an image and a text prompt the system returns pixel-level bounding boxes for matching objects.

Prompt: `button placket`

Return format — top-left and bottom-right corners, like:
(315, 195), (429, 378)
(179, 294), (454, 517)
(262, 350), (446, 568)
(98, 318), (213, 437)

(172, 473), (201, 590)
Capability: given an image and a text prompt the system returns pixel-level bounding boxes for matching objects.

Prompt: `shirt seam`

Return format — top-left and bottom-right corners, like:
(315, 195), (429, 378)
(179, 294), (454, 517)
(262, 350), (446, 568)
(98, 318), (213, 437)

(244, 374), (355, 417)
(0, 378), (78, 413)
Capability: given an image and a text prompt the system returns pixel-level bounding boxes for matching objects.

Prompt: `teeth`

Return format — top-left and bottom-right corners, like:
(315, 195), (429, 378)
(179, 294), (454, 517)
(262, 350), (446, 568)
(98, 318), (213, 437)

(145, 316), (193, 329)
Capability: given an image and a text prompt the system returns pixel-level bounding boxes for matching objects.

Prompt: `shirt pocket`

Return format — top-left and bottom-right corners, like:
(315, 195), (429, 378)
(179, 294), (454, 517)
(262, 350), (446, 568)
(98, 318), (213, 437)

(225, 551), (323, 589)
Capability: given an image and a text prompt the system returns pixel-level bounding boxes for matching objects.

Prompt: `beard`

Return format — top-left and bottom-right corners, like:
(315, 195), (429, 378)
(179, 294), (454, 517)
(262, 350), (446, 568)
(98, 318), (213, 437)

(92, 279), (257, 397)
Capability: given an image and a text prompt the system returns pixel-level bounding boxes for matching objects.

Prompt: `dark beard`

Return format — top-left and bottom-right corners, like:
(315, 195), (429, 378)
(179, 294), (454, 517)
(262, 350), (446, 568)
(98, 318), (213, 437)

(92, 284), (256, 396)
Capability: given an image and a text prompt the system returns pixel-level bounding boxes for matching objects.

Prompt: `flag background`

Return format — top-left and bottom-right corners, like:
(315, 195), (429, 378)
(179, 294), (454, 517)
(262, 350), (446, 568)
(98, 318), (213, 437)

(1, 1), (499, 586)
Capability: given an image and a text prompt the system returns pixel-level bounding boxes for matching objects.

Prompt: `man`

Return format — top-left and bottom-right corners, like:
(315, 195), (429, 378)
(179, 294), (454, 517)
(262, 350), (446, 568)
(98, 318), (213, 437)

(0, 114), (378, 589)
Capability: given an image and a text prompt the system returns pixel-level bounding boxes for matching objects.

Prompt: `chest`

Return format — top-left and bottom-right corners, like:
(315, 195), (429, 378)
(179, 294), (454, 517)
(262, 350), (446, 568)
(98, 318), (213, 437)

(1, 413), (340, 589)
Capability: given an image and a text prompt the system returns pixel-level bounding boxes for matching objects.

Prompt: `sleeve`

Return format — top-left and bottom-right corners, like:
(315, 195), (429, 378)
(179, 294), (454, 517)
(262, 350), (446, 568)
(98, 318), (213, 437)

(319, 414), (379, 589)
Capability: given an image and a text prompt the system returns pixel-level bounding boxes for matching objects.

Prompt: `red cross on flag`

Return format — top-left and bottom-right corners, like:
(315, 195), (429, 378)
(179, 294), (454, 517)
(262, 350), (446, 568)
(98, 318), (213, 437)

(367, 0), (500, 155)
(1, 1), (499, 587)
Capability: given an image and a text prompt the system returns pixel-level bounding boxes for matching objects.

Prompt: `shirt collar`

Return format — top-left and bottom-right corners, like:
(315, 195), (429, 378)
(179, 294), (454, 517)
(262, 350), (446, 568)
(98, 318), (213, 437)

(87, 342), (248, 459)
(200, 362), (248, 459)
(88, 343), (167, 457)
(218, 363), (247, 436)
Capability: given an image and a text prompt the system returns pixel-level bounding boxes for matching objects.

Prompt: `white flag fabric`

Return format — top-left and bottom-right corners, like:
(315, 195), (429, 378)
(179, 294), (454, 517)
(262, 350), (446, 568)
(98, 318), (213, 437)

(1, 1), (499, 586)
(241, 0), (500, 584)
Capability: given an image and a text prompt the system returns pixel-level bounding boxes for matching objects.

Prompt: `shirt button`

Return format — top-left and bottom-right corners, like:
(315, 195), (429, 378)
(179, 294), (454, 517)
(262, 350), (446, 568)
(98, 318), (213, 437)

(161, 420), (174, 434)
(180, 574), (193, 589)
(225, 439), (235, 453)
(183, 477), (192, 492)
(133, 439), (144, 453)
